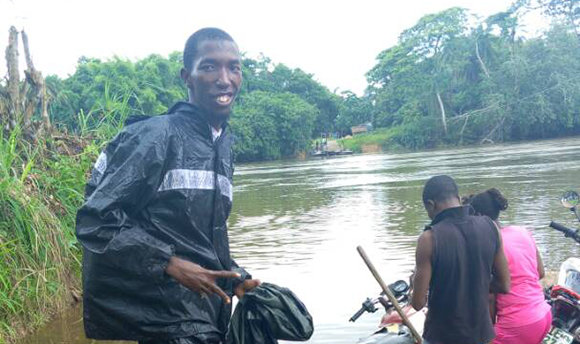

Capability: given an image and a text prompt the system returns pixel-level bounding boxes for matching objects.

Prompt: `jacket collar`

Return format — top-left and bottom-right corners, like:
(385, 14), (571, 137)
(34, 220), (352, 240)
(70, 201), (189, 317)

(430, 205), (473, 226)
(167, 101), (229, 140)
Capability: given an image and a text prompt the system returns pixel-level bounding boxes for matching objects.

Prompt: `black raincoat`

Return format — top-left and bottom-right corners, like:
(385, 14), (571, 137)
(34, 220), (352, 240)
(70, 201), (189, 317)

(76, 102), (249, 342)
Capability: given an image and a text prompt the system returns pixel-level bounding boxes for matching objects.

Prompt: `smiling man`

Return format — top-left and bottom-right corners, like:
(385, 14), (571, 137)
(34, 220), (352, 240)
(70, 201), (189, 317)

(76, 28), (260, 344)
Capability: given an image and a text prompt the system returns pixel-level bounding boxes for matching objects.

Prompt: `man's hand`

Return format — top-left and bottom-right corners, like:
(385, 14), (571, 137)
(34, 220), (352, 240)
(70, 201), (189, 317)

(165, 257), (240, 303)
(234, 279), (261, 299)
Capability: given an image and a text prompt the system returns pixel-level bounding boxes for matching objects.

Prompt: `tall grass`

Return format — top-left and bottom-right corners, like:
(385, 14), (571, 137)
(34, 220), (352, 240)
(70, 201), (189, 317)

(0, 84), (132, 343)
(81, 83), (135, 141)
(0, 127), (92, 343)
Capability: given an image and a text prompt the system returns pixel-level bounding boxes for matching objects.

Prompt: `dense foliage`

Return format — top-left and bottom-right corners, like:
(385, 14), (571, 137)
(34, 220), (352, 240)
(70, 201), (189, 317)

(367, 2), (580, 149)
(43, 1), (580, 157)
(233, 91), (318, 161)
(46, 54), (339, 161)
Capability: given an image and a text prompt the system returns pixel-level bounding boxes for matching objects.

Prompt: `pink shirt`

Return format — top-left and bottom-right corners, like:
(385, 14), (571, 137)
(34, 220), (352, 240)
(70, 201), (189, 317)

(495, 225), (551, 328)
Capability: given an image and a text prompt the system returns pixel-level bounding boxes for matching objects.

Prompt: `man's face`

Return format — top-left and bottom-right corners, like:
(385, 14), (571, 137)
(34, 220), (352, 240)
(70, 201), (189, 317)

(183, 40), (242, 120)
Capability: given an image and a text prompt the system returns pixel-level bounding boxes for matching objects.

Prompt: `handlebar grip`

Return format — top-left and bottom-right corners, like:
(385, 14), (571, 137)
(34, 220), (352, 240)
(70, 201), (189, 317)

(349, 307), (365, 322)
(550, 221), (580, 243)
(550, 221), (573, 234)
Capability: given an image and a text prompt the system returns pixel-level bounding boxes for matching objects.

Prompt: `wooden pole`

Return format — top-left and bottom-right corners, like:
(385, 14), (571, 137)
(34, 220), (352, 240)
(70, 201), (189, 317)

(357, 246), (422, 344)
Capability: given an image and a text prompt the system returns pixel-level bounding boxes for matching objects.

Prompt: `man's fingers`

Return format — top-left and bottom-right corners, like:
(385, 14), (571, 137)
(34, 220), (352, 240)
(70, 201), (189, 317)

(209, 270), (241, 279)
(197, 284), (211, 296)
(247, 279), (261, 288)
(208, 283), (231, 303)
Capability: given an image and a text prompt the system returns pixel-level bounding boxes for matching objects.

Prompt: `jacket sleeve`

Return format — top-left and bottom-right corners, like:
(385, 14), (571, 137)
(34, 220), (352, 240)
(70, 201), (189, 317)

(231, 259), (252, 288)
(76, 122), (173, 282)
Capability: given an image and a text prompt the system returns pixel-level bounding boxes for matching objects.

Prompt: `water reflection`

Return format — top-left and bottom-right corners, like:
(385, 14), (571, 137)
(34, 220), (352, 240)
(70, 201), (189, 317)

(19, 138), (580, 344)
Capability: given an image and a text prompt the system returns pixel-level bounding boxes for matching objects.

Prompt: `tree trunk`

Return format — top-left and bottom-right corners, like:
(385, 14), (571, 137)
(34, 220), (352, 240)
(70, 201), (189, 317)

(436, 91), (448, 135)
(475, 40), (490, 79)
(5, 26), (20, 131)
(21, 30), (51, 135)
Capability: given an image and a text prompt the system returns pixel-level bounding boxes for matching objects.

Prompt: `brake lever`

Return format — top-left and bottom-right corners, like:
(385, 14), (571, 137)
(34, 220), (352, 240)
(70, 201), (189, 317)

(378, 295), (391, 310)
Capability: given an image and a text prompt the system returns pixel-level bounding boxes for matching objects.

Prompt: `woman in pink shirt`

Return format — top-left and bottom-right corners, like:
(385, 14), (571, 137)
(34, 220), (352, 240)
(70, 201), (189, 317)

(466, 188), (551, 344)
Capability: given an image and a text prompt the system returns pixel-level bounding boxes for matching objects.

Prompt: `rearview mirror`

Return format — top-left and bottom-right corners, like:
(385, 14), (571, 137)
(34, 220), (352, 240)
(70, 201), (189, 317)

(561, 191), (580, 209)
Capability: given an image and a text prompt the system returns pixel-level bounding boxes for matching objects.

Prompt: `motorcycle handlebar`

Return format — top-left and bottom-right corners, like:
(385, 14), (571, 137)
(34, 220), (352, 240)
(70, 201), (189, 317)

(349, 307), (366, 322)
(350, 281), (410, 323)
(349, 298), (378, 322)
(550, 221), (580, 243)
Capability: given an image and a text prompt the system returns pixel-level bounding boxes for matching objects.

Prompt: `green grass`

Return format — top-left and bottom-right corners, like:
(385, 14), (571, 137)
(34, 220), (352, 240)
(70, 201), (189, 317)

(338, 128), (399, 153)
(0, 86), (129, 343)
(0, 83), (132, 343)
(0, 126), (98, 343)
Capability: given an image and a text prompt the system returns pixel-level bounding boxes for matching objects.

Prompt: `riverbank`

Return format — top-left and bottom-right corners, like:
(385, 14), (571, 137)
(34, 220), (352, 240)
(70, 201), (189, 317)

(338, 128), (580, 157)
(337, 127), (425, 154)
(0, 133), (95, 344)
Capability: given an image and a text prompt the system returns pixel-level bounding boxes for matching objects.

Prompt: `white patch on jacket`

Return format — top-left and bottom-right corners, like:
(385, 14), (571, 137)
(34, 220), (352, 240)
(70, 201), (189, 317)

(158, 169), (233, 201)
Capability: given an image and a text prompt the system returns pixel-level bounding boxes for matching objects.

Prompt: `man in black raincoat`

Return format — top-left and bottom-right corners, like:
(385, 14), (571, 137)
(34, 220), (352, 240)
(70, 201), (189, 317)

(76, 28), (260, 344)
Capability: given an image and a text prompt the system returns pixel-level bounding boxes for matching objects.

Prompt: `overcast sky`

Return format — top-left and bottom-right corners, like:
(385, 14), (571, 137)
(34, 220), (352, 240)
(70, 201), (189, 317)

(1, 0), (547, 94)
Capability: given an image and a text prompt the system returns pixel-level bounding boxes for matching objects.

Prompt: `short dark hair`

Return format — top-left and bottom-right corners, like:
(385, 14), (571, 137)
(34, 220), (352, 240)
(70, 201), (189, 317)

(183, 28), (235, 71)
(422, 175), (459, 204)
(466, 188), (508, 220)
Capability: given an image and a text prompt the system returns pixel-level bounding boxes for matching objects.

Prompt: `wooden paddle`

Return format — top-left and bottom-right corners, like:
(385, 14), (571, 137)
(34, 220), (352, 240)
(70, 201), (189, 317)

(357, 245), (423, 344)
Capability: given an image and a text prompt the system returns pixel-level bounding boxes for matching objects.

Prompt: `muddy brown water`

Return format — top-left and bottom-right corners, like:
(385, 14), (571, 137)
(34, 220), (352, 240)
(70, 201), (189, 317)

(19, 138), (580, 344)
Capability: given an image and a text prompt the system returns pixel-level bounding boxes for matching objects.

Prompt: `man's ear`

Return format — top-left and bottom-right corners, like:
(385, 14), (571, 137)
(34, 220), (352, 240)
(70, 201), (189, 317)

(180, 68), (190, 84)
(425, 200), (436, 213)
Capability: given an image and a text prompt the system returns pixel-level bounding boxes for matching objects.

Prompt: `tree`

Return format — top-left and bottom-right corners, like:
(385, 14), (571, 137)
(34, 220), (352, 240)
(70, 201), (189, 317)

(366, 4), (580, 149)
(47, 54), (186, 132)
(240, 56), (340, 137)
(538, 0), (579, 38)
(368, 8), (470, 137)
(335, 91), (373, 134)
(232, 91), (318, 161)
(2, 27), (51, 139)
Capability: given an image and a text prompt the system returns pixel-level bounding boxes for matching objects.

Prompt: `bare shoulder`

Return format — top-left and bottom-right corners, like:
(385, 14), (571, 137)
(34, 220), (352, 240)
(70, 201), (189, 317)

(417, 230), (434, 252)
(418, 229), (433, 241)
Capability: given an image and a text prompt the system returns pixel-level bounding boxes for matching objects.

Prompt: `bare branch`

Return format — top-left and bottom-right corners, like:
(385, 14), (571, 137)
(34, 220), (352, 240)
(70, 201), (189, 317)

(475, 40), (490, 78)
(21, 29), (51, 135)
(21, 30), (35, 71)
(5, 26), (20, 131)
(450, 102), (500, 121)
(436, 91), (447, 135)
(481, 116), (505, 144)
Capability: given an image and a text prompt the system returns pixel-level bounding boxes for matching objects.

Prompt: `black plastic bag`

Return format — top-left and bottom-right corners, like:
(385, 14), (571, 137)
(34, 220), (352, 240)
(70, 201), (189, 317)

(227, 283), (314, 344)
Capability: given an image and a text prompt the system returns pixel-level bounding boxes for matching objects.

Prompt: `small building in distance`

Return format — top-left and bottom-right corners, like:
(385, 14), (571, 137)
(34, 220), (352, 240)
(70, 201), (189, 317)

(350, 122), (373, 136)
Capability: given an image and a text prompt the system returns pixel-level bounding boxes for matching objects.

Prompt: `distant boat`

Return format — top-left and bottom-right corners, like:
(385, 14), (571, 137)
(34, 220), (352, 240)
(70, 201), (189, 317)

(336, 150), (354, 156)
(310, 150), (354, 157)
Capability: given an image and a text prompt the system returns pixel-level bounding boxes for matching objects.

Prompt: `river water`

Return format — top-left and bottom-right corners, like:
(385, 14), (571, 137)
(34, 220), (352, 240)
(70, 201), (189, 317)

(20, 138), (580, 344)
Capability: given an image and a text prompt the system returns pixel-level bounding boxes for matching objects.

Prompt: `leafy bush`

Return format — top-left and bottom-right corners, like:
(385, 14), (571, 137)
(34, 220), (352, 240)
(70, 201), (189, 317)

(232, 91), (318, 161)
